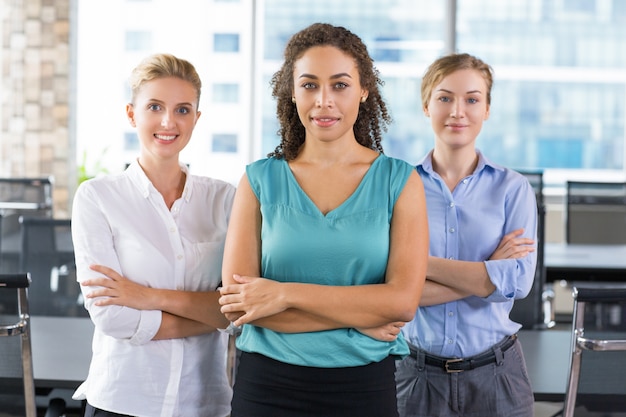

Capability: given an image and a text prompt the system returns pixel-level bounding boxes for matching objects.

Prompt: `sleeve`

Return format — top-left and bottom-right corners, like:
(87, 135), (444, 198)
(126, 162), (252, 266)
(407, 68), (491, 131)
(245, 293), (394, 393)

(72, 181), (161, 344)
(483, 175), (538, 302)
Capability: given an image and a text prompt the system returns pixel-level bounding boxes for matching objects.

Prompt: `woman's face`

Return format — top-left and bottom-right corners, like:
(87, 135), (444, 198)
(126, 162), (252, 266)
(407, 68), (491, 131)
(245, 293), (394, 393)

(126, 76), (201, 163)
(292, 45), (367, 144)
(424, 68), (490, 149)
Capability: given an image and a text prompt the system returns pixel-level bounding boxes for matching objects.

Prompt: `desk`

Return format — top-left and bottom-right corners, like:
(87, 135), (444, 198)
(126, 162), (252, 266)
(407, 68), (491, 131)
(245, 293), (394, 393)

(545, 243), (626, 283)
(16, 322), (626, 404)
(519, 329), (569, 402)
(31, 316), (93, 390)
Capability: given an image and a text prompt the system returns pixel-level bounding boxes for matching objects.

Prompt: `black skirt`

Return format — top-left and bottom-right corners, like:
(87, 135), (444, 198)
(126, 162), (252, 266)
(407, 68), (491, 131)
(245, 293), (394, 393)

(231, 352), (399, 417)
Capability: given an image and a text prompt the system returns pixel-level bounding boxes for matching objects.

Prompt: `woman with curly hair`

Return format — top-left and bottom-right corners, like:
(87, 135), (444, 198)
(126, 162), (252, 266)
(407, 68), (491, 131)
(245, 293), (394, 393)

(218, 23), (429, 416)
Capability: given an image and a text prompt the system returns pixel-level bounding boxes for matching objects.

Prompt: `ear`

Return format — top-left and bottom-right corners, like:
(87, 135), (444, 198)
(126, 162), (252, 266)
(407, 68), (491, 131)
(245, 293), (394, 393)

(361, 89), (369, 102)
(423, 106), (430, 117)
(484, 104), (490, 121)
(126, 103), (136, 127)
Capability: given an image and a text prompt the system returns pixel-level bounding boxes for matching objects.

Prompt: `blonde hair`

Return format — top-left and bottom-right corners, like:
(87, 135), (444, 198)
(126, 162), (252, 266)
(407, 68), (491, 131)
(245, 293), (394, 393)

(129, 53), (202, 106)
(421, 53), (494, 109)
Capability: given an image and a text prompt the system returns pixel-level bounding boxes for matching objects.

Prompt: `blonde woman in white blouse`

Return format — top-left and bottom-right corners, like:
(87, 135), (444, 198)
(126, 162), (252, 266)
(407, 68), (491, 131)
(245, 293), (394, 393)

(71, 53), (234, 417)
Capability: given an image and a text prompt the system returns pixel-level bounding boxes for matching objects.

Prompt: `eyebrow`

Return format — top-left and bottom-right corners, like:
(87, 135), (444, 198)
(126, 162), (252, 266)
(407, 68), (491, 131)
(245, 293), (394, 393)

(298, 72), (353, 80)
(436, 88), (483, 95)
(148, 98), (195, 107)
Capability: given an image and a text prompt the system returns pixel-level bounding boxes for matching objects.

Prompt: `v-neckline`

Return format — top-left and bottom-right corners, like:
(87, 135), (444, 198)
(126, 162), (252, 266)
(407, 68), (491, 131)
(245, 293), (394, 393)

(284, 154), (382, 217)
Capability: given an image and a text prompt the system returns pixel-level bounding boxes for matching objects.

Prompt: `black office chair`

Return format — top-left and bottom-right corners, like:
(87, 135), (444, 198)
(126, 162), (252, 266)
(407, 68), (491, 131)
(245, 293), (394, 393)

(562, 285), (626, 417)
(510, 170), (553, 329)
(0, 273), (37, 416)
(0, 273), (67, 417)
(0, 177), (54, 274)
(566, 181), (626, 245)
(18, 216), (85, 317)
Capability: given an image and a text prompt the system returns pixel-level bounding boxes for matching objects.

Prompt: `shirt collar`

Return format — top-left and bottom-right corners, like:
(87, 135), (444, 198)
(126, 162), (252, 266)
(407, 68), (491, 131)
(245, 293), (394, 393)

(416, 148), (505, 176)
(125, 159), (192, 202)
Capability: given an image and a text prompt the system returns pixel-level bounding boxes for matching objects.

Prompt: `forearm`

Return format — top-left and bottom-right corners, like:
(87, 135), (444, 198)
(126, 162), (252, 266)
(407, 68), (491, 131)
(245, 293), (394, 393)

(419, 280), (471, 306)
(427, 256), (495, 297)
(153, 312), (216, 340)
(250, 309), (342, 333)
(281, 281), (419, 327)
(153, 289), (230, 329)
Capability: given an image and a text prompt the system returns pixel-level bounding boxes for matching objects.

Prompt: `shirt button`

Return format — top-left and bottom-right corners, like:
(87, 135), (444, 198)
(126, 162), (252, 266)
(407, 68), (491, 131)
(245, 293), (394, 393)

(449, 227), (455, 233)
(449, 202), (455, 208)
(448, 311), (454, 317)
(177, 254), (183, 260)
(462, 179), (468, 184)
(170, 227), (176, 233)
(448, 256), (454, 260)
(448, 339), (453, 344)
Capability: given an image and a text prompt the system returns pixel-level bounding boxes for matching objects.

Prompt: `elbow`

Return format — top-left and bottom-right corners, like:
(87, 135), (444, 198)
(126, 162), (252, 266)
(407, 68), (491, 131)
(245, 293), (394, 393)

(392, 296), (420, 322)
(88, 305), (136, 339)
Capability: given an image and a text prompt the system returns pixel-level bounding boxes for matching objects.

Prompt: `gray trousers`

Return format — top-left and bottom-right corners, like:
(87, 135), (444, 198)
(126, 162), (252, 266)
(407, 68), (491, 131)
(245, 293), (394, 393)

(395, 338), (534, 417)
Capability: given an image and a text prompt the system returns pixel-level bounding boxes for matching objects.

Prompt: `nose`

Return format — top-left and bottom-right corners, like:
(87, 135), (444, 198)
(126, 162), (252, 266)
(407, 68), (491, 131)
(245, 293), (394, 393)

(450, 101), (464, 118)
(315, 87), (333, 107)
(161, 110), (175, 128)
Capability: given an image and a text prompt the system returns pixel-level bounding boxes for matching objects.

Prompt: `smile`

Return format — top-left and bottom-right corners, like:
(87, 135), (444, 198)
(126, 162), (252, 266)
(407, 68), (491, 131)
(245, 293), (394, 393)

(155, 134), (177, 141)
(313, 117), (339, 127)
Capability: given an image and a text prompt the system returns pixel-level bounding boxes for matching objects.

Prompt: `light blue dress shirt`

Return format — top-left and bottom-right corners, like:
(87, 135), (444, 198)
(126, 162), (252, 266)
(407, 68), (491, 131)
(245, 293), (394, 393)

(402, 150), (537, 358)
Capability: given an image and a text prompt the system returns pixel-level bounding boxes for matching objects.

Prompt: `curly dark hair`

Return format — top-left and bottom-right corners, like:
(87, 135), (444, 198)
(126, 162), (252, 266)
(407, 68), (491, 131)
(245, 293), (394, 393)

(268, 23), (391, 160)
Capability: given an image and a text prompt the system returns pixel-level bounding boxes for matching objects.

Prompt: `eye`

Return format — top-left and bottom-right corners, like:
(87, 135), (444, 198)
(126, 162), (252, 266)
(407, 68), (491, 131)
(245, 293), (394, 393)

(302, 82), (317, 89)
(148, 103), (162, 111)
(176, 107), (191, 115)
(334, 82), (348, 89)
(467, 97), (478, 104)
(437, 96), (451, 103)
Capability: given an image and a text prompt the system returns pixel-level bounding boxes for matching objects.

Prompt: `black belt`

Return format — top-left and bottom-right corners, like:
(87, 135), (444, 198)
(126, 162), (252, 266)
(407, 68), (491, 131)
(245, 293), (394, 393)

(409, 334), (517, 373)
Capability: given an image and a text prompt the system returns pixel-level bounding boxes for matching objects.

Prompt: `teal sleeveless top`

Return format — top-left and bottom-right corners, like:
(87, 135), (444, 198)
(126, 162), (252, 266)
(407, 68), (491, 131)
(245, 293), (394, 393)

(237, 154), (414, 367)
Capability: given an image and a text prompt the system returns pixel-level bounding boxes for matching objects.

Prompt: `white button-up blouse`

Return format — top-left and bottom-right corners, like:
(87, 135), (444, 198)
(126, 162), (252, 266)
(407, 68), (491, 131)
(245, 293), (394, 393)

(71, 161), (235, 417)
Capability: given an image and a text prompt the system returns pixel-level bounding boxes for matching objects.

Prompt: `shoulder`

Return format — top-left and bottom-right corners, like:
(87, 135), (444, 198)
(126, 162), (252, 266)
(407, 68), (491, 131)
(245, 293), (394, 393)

(75, 173), (127, 197)
(374, 154), (416, 185)
(188, 174), (236, 202)
(247, 157), (283, 172)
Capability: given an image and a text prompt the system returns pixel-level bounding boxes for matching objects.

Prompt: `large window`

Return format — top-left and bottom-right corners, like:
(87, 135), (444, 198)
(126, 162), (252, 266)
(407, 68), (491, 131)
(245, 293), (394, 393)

(455, 0), (626, 178)
(73, 0), (626, 187)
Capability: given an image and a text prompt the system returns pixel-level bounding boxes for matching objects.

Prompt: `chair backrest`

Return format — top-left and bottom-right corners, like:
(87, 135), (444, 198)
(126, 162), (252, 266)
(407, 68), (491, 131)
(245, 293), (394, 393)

(566, 181), (626, 244)
(0, 177), (53, 209)
(0, 273), (37, 417)
(1, 177), (54, 274)
(563, 285), (626, 417)
(510, 170), (547, 329)
(18, 216), (84, 317)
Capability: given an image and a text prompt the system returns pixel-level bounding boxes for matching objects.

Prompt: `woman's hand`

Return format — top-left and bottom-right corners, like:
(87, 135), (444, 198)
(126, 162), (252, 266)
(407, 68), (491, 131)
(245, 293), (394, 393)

(82, 264), (159, 310)
(219, 274), (288, 326)
(489, 228), (535, 260)
(356, 321), (405, 342)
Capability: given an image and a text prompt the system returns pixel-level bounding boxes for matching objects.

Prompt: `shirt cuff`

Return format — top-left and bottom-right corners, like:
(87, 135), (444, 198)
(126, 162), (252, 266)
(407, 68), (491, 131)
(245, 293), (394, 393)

(128, 309), (161, 345)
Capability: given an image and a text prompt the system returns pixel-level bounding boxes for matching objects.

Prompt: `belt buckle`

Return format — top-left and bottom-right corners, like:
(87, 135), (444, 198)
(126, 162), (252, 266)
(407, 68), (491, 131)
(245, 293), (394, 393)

(444, 358), (464, 373)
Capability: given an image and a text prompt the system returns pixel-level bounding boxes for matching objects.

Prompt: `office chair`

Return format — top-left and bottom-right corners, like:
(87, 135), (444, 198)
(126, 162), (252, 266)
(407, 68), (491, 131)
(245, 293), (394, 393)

(566, 181), (626, 244)
(0, 273), (37, 417)
(0, 177), (54, 274)
(0, 273), (67, 417)
(563, 285), (626, 417)
(19, 216), (85, 317)
(510, 170), (553, 329)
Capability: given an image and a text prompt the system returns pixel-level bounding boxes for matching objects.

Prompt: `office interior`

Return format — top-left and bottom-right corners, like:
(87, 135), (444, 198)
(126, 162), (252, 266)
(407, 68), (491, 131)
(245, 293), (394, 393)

(2, 0), (626, 416)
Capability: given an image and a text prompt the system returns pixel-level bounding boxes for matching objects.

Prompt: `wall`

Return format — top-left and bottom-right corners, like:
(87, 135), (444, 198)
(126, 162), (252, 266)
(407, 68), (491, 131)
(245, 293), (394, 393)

(1, 0), (75, 217)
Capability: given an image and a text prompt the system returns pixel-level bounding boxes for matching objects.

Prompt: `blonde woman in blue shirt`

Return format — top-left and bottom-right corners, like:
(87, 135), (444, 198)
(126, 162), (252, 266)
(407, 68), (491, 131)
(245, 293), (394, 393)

(218, 23), (429, 417)
(395, 53), (537, 417)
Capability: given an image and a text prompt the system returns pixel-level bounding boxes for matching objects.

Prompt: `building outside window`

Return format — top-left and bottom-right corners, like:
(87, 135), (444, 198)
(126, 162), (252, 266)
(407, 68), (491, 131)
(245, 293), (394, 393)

(74, 0), (626, 188)
(214, 33), (240, 53)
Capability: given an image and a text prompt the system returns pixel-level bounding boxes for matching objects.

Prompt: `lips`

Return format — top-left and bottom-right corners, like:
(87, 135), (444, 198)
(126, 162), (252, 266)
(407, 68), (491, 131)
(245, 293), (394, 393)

(154, 134), (177, 141)
(312, 117), (339, 127)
